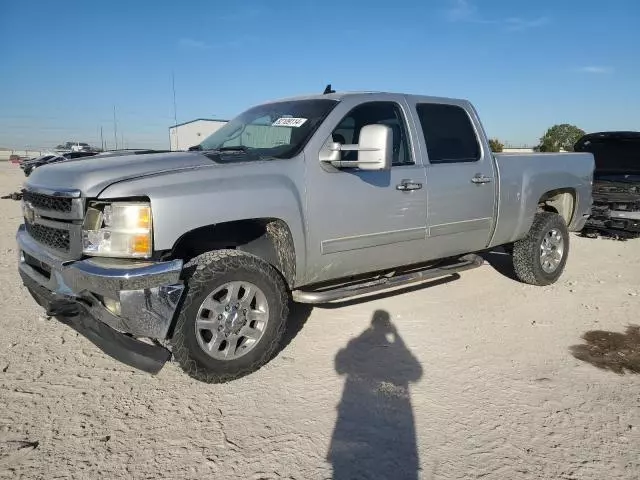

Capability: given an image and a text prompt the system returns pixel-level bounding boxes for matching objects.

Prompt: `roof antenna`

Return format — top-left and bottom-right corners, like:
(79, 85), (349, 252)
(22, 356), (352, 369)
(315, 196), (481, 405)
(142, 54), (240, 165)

(323, 84), (335, 94)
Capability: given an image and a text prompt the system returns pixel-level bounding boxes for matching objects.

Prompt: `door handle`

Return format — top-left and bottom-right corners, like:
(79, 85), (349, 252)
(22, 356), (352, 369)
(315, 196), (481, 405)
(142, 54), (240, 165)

(396, 180), (423, 192)
(471, 174), (492, 184)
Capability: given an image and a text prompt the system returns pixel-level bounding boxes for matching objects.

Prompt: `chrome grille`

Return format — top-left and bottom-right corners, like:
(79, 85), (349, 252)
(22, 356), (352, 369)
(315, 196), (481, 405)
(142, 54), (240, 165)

(22, 190), (73, 213)
(22, 186), (84, 259)
(25, 223), (70, 252)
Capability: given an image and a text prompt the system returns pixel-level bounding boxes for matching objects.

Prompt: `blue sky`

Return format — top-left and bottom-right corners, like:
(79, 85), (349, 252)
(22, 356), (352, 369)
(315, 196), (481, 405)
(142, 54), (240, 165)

(1, 0), (639, 149)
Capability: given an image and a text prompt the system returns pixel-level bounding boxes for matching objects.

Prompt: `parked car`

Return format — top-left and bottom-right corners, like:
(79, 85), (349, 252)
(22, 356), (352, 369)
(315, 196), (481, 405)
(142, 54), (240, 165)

(21, 151), (98, 176)
(16, 90), (594, 382)
(20, 150), (170, 177)
(60, 141), (93, 152)
(20, 154), (63, 176)
(10, 154), (28, 164)
(575, 131), (640, 237)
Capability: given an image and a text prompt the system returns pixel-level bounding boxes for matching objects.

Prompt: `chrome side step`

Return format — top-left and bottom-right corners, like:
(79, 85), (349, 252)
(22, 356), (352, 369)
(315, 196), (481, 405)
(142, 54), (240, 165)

(292, 254), (484, 304)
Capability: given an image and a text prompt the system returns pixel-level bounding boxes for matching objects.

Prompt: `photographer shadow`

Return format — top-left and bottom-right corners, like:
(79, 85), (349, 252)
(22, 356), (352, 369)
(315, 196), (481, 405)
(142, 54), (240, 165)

(327, 310), (423, 480)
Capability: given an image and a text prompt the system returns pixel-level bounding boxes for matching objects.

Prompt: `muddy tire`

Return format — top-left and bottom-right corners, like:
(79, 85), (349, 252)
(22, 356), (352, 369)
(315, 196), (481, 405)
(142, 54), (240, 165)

(171, 250), (289, 383)
(512, 212), (569, 286)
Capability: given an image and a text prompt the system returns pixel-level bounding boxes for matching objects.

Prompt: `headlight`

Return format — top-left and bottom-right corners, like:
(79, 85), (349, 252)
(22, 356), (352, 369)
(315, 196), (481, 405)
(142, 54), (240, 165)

(82, 202), (152, 258)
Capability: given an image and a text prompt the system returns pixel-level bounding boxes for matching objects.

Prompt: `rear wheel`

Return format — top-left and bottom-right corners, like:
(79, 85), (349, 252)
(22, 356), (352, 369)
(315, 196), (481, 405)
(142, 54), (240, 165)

(171, 250), (289, 383)
(512, 211), (569, 286)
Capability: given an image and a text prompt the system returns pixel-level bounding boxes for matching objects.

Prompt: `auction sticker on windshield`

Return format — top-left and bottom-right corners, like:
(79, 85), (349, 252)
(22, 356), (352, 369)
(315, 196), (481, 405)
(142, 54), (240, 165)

(272, 117), (308, 127)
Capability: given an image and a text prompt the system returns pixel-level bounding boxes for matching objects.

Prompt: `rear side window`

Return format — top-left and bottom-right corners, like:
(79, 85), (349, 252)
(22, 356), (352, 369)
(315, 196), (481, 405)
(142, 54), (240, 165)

(416, 103), (481, 164)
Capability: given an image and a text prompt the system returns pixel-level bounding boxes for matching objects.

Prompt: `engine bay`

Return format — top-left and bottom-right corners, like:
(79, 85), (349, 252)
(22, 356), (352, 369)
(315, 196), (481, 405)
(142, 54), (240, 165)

(575, 131), (640, 239)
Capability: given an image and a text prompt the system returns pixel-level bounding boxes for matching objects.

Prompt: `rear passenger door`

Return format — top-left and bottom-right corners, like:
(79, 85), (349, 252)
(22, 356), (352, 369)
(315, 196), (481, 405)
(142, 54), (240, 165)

(412, 101), (497, 257)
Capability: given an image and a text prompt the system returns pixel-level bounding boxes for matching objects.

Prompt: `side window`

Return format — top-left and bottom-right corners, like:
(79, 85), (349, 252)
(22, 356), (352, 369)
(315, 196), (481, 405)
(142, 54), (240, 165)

(331, 102), (413, 166)
(332, 116), (355, 145)
(416, 103), (481, 164)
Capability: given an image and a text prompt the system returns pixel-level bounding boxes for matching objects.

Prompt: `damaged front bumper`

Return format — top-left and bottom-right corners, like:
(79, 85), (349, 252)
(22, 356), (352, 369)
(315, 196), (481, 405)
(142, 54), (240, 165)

(584, 180), (640, 236)
(586, 206), (640, 233)
(17, 225), (185, 373)
(608, 209), (640, 228)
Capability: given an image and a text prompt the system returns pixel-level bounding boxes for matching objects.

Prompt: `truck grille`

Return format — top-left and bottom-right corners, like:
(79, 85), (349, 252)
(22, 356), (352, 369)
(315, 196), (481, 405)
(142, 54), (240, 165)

(25, 223), (71, 252)
(22, 187), (84, 259)
(23, 190), (73, 213)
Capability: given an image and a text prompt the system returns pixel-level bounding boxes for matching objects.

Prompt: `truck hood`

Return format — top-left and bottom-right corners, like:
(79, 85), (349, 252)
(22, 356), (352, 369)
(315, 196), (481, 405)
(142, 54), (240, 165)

(25, 151), (215, 197)
(575, 131), (640, 176)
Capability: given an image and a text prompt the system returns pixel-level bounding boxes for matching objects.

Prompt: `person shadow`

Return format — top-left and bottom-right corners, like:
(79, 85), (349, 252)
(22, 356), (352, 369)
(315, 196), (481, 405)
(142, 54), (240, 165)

(327, 310), (423, 480)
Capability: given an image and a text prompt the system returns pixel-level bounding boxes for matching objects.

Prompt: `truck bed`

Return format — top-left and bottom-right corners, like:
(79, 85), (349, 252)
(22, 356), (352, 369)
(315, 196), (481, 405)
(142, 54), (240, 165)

(489, 152), (594, 247)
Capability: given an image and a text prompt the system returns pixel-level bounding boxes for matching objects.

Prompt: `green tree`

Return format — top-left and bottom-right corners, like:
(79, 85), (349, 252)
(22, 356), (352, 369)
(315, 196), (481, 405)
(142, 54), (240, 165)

(537, 124), (585, 152)
(488, 138), (504, 152)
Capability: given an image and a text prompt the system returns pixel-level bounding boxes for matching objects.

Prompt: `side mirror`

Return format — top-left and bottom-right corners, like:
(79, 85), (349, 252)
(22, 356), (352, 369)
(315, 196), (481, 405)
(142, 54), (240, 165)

(320, 124), (392, 171)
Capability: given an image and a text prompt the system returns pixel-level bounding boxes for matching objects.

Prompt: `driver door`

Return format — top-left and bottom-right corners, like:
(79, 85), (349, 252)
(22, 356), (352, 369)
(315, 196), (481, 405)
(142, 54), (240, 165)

(303, 96), (429, 284)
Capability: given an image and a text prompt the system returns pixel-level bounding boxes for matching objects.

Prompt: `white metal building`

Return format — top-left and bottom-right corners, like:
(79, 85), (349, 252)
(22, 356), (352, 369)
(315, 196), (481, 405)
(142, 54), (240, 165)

(169, 118), (228, 151)
(503, 147), (535, 153)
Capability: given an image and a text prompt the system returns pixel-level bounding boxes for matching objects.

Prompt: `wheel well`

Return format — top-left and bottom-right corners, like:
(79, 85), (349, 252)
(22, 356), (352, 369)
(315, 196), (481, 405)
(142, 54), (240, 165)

(170, 218), (296, 287)
(538, 189), (576, 225)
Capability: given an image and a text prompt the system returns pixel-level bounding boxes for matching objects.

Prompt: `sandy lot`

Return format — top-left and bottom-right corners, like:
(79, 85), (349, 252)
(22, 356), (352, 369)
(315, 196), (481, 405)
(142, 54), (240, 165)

(0, 162), (638, 479)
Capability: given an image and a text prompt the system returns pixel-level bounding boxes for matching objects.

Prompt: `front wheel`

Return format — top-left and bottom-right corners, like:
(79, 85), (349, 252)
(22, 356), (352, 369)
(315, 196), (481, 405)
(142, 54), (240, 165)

(171, 250), (289, 383)
(512, 211), (570, 286)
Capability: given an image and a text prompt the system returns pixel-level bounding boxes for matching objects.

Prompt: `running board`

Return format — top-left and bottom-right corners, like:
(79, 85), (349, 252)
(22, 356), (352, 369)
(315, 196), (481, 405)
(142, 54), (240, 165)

(292, 254), (484, 304)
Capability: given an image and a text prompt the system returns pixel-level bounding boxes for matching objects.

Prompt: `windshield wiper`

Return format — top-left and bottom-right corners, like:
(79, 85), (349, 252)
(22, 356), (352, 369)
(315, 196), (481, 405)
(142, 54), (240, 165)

(217, 145), (250, 152)
(188, 145), (202, 151)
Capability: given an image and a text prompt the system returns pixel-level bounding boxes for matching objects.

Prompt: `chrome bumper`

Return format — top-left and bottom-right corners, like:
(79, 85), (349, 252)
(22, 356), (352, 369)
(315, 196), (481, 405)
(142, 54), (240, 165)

(17, 225), (185, 340)
(609, 209), (640, 221)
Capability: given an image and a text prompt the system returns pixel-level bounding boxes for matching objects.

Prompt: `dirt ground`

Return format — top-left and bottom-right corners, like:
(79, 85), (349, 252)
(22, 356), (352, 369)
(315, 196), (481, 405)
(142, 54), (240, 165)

(0, 162), (638, 480)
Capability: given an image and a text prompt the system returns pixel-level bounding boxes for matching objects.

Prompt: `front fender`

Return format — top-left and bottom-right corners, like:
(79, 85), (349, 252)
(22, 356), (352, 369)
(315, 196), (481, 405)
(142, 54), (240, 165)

(98, 159), (308, 285)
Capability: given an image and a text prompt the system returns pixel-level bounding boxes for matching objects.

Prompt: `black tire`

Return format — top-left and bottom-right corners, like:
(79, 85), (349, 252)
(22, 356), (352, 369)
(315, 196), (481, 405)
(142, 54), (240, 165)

(512, 211), (570, 286)
(171, 249), (289, 383)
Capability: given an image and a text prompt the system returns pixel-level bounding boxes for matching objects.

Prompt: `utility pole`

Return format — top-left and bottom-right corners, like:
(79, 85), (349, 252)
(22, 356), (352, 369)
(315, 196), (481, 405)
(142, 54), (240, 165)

(100, 126), (104, 151)
(113, 105), (118, 150)
(172, 71), (179, 150)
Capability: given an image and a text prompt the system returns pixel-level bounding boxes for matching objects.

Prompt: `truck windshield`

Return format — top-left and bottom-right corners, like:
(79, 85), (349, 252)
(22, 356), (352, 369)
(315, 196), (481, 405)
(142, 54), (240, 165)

(197, 99), (338, 159)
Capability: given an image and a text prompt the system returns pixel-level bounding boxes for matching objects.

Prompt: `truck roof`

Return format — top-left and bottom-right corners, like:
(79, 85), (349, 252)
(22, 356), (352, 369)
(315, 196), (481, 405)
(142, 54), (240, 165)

(262, 91), (472, 108)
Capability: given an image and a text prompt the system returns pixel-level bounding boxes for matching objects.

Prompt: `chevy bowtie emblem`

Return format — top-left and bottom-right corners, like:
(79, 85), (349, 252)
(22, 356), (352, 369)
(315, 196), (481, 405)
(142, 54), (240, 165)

(23, 201), (35, 224)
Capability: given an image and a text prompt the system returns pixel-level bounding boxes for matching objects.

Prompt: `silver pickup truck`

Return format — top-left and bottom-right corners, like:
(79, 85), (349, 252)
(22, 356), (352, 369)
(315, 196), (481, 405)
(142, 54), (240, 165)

(16, 91), (594, 382)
